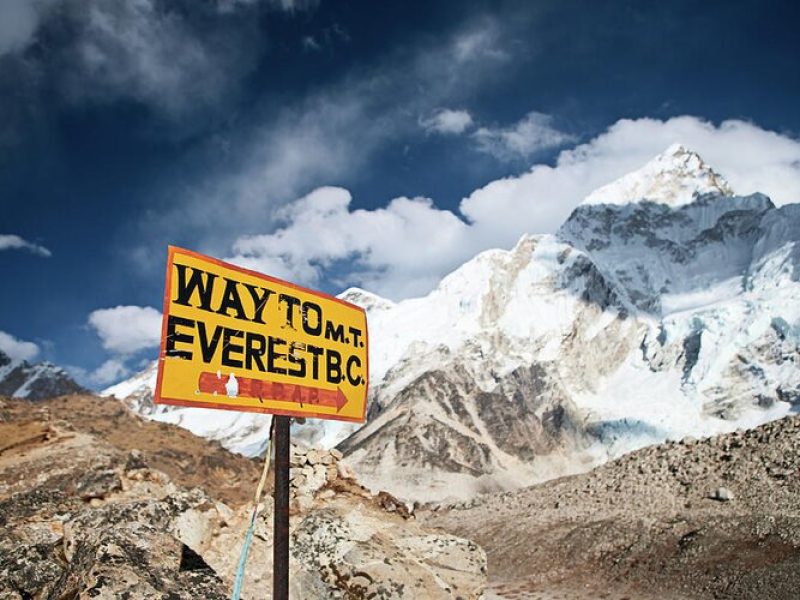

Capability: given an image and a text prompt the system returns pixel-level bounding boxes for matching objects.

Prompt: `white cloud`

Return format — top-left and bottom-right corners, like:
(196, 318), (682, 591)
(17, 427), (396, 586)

(66, 358), (135, 388)
(88, 305), (162, 355)
(451, 26), (510, 62)
(420, 109), (474, 135)
(131, 16), (518, 268)
(230, 186), (469, 298)
(227, 116), (800, 301)
(87, 358), (131, 386)
(58, 0), (255, 117)
(0, 330), (40, 361)
(0, 0), (54, 55)
(301, 35), (321, 51)
(0, 0), (306, 119)
(0, 234), (51, 257)
(473, 111), (575, 161)
(462, 116), (800, 243)
(220, 0), (319, 10)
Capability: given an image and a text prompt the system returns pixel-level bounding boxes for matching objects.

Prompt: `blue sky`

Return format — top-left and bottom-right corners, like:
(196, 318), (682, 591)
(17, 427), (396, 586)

(1, 0), (800, 387)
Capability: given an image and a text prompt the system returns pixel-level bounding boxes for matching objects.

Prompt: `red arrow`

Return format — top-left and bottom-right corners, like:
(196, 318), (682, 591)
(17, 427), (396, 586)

(197, 372), (348, 412)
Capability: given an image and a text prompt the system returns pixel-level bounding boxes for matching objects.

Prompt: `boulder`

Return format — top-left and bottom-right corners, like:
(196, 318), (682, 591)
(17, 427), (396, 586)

(711, 487), (734, 502)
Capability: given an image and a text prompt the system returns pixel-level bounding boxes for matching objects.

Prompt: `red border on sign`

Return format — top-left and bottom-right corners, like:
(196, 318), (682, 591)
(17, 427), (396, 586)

(153, 245), (370, 424)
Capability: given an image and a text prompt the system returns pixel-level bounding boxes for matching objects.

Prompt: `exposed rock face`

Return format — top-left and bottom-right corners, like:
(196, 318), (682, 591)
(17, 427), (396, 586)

(0, 410), (228, 598)
(289, 444), (352, 511)
(425, 414), (800, 600)
(0, 350), (84, 400)
(0, 396), (486, 599)
(559, 189), (774, 314)
(339, 362), (593, 502)
(288, 495), (485, 599)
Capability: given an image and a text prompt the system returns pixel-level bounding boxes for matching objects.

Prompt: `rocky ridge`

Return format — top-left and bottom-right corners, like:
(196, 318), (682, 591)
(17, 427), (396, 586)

(9, 393), (264, 506)
(0, 350), (84, 400)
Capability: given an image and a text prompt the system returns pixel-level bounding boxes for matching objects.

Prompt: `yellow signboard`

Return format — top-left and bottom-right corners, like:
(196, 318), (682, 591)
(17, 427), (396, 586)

(154, 246), (368, 423)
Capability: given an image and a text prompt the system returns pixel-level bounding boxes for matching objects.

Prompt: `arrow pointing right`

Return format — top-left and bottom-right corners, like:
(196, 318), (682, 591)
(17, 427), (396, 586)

(197, 372), (349, 412)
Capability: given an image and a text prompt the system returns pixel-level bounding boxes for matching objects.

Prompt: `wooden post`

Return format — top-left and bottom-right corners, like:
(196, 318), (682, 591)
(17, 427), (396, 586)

(273, 416), (290, 599)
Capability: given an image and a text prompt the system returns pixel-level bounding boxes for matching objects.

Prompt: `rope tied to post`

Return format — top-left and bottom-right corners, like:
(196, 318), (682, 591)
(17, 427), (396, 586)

(231, 417), (276, 600)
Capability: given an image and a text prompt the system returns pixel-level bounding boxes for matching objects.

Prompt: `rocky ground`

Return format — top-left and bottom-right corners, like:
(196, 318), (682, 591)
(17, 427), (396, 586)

(1, 393), (264, 506)
(0, 394), (486, 599)
(5, 392), (796, 599)
(424, 414), (800, 599)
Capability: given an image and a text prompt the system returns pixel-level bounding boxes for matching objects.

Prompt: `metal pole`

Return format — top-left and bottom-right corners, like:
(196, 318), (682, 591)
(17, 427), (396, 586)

(273, 415), (290, 600)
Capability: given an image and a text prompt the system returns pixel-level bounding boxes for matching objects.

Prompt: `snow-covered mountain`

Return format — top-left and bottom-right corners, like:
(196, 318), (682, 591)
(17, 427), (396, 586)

(340, 145), (800, 500)
(0, 350), (84, 400)
(102, 360), (160, 414)
(582, 143), (734, 207)
(106, 145), (800, 500)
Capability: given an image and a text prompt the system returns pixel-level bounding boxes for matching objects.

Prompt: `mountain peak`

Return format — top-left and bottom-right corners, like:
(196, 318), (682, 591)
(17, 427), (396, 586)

(0, 353), (84, 400)
(582, 144), (734, 207)
(337, 287), (395, 313)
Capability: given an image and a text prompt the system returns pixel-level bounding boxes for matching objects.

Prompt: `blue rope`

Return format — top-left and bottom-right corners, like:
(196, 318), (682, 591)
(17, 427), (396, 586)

(231, 419), (275, 600)
(231, 510), (257, 600)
